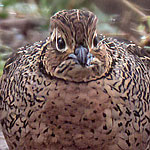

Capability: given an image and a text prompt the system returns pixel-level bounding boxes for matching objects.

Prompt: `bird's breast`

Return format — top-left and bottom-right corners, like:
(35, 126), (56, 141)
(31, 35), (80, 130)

(28, 78), (116, 149)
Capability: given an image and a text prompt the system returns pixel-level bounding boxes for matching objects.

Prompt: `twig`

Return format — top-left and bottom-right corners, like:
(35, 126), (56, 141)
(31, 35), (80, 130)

(121, 0), (147, 18)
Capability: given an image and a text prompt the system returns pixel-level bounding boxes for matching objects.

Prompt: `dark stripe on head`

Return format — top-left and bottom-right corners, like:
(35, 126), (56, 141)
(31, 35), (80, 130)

(50, 9), (98, 47)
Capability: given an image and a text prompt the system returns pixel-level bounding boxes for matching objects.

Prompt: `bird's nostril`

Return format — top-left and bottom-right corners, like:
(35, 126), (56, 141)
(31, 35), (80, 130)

(74, 48), (79, 56)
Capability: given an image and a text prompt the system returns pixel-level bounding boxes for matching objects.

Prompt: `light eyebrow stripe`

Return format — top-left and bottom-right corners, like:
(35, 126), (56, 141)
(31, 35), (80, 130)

(77, 10), (80, 21)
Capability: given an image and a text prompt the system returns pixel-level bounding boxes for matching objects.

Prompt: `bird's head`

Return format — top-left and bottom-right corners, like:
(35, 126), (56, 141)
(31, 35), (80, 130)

(42, 9), (112, 82)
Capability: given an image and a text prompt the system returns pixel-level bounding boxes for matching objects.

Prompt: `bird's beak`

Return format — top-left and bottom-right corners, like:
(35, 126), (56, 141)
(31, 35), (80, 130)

(68, 46), (92, 66)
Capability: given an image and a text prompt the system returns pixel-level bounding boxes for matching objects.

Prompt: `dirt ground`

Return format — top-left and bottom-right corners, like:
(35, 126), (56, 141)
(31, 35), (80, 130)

(0, 126), (8, 150)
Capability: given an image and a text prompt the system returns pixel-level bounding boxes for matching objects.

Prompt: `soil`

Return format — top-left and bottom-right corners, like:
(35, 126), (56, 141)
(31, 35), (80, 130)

(0, 126), (8, 150)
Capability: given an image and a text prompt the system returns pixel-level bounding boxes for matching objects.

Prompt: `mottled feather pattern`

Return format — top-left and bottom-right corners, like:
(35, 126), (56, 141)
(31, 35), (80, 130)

(0, 9), (150, 150)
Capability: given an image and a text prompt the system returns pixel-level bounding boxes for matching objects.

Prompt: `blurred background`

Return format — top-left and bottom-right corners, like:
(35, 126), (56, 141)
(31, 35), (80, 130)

(0, 0), (150, 75)
(0, 0), (150, 149)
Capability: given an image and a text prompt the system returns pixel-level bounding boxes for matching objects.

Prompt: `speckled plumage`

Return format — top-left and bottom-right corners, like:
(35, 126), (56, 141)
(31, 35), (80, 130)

(0, 9), (150, 150)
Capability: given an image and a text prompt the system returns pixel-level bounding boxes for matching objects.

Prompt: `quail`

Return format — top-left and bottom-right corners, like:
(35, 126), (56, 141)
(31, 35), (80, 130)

(0, 9), (150, 150)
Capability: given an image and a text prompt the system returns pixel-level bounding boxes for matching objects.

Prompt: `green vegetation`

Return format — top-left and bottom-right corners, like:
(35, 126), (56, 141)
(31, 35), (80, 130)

(0, 60), (4, 76)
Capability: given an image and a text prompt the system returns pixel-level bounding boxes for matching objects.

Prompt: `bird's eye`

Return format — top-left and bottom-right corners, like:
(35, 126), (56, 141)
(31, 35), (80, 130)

(93, 36), (98, 47)
(56, 37), (66, 51)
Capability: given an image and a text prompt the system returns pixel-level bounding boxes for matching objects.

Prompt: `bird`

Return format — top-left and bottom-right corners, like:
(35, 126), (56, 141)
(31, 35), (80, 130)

(0, 9), (150, 150)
